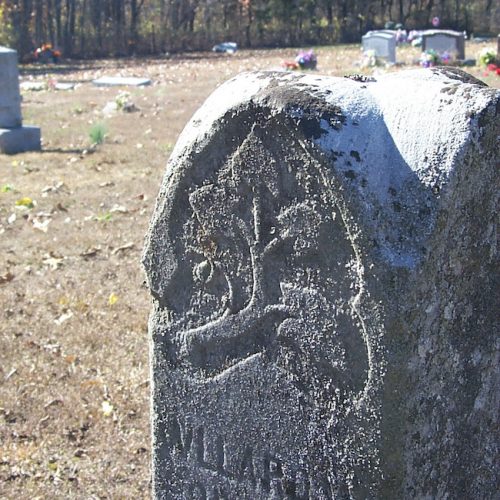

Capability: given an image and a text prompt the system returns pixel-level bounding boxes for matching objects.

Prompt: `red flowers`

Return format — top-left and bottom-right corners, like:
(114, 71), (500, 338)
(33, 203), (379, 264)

(484, 63), (500, 76)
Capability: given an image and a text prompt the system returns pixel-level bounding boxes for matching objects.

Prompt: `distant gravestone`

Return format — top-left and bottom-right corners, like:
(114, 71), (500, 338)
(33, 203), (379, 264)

(144, 68), (499, 499)
(0, 47), (22, 128)
(422, 29), (465, 59)
(362, 31), (396, 63)
(0, 47), (41, 154)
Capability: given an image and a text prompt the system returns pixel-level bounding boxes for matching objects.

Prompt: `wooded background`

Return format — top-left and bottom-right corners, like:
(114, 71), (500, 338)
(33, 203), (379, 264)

(1, 0), (498, 59)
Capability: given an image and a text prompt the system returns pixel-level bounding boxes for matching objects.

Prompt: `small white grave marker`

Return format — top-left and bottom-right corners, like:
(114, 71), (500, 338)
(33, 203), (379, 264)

(92, 76), (151, 87)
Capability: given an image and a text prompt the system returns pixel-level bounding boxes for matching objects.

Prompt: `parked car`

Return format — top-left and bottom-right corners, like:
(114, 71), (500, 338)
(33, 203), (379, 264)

(212, 42), (238, 54)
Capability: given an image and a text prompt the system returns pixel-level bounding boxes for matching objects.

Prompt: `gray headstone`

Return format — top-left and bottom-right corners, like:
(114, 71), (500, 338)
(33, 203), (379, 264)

(0, 46), (41, 154)
(422, 30), (465, 59)
(144, 68), (499, 499)
(362, 31), (396, 63)
(0, 46), (22, 128)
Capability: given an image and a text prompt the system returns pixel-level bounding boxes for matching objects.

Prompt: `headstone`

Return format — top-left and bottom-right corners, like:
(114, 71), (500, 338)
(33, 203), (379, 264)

(0, 46), (41, 154)
(0, 47), (22, 128)
(422, 29), (465, 59)
(362, 31), (396, 63)
(92, 76), (151, 87)
(144, 68), (499, 499)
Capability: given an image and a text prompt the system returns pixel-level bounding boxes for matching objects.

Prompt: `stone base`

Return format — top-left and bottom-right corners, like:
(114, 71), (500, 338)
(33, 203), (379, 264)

(0, 125), (41, 154)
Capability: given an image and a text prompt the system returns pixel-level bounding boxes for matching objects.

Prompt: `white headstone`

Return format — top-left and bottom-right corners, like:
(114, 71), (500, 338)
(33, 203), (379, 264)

(362, 31), (396, 63)
(422, 30), (465, 59)
(0, 47), (22, 128)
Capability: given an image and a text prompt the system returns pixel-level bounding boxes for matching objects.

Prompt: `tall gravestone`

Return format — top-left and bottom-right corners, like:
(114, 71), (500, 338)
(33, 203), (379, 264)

(144, 68), (499, 499)
(0, 46), (41, 154)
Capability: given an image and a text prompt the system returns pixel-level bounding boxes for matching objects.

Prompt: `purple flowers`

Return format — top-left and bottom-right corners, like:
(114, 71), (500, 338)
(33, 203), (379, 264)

(295, 50), (317, 70)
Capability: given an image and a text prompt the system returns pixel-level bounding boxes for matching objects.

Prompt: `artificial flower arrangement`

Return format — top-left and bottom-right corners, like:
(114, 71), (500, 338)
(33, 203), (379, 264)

(420, 49), (453, 68)
(477, 47), (499, 76)
(483, 63), (500, 77)
(478, 47), (496, 67)
(283, 49), (317, 70)
(361, 49), (382, 68)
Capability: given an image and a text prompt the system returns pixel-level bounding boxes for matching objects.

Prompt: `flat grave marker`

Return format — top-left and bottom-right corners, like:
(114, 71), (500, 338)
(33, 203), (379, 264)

(92, 76), (152, 87)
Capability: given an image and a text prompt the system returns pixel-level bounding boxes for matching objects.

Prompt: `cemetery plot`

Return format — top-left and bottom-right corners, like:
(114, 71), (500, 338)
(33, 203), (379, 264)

(0, 45), (498, 499)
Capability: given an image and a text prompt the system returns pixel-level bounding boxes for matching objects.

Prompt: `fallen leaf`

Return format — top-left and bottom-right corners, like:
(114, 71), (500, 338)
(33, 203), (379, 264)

(108, 293), (119, 306)
(15, 197), (35, 209)
(110, 204), (128, 214)
(101, 401), (114, 417)
(42, 181), (66, 194)
(32, 218), (51, 232)
(43, 254), (64, 270)
(4, 367), (17, 380)
(80, 246), (101, 258)
(1, 184), (13, 192)
(65, 354), (78, 364)
(0, 272), (15, 284)
(111, 242), (135, 254)
(54, 311), (73, 325)
(47, 460), (58, 472)
(44, 399), (63, 409)
(55, 202), (68, 212)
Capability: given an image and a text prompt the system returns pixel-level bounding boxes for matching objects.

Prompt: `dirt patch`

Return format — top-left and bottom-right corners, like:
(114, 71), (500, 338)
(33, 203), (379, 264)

(0, 44), (497, 499)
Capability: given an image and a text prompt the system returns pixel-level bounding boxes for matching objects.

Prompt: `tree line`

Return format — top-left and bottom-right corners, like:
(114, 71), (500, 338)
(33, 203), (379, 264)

(0, 0), (498, 59)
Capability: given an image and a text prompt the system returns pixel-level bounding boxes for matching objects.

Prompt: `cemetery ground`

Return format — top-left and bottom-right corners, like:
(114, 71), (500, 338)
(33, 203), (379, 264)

(1, 42), (498, 499)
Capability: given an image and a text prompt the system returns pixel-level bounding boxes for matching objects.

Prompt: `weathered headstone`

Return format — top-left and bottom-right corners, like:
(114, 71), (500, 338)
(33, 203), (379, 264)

(362, 31), (396, 63)
(422, 29), (465, 59)
(144, 68), (499, 499)
(0, 46), (41, 154)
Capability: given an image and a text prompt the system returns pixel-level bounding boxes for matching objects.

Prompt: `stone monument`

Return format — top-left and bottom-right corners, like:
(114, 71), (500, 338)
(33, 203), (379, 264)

(0, 46), (41, 154)
(144, 68), (499, 499)
(421, 29), (465, 60)
(362, 31), (397, 63)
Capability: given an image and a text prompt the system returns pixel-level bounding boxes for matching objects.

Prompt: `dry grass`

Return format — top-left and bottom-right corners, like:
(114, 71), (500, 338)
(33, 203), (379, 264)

(0, 42), (498, 499)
